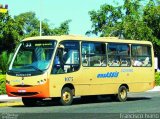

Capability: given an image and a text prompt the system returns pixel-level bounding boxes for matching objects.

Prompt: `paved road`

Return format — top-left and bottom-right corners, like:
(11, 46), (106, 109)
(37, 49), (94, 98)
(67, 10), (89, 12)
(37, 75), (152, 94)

(0, 92), (160, 119)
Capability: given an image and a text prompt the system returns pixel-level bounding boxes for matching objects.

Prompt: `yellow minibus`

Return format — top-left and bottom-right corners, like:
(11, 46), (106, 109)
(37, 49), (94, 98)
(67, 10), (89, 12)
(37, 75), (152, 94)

(6, 35), (155, 106)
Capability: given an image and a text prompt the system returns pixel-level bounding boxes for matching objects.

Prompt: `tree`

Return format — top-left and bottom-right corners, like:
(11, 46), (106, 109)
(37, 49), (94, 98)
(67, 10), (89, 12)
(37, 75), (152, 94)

(0, 11), (71, 74)
(14, 12), (71, 39)
(51, 20), (71, 35)
(143, 0), (160, 58)
(86, 4), (122, 36)
(87, 0), (149, 38)
(0, 12), (21, 53)
(0, 51), (13, 74)
(14, 12), (48, 38)
(87, 0), (160, 58)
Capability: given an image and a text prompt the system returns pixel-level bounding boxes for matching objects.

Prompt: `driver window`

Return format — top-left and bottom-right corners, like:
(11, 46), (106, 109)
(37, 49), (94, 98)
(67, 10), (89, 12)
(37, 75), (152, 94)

(52, 41), (80, 74)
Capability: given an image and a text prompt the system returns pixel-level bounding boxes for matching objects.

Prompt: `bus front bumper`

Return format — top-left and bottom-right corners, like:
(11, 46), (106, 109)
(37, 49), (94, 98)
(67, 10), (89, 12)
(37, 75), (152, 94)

(6, 82), (49, 98)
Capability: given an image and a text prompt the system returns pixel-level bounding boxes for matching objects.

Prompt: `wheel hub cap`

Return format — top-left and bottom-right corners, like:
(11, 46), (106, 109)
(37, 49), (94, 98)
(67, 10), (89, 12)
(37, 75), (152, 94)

(63, 92), (71, 103)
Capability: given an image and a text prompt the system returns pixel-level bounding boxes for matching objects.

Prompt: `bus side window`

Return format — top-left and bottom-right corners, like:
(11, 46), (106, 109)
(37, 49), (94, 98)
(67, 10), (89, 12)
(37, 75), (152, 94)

(108, 43), (130, 67)
(81, 42), (106, 67)
(131, 45), (152, 67)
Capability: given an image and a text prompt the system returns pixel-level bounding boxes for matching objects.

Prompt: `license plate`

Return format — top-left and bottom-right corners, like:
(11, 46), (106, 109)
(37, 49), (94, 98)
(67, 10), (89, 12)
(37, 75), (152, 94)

(18, 90), (26, 93)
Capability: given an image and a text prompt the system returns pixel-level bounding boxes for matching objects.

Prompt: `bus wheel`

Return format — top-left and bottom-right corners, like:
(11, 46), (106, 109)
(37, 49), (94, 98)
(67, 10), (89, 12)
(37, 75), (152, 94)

(22, 98), (38, 107)
(60, 87), (73, 106)
(117, 86), (128, 102)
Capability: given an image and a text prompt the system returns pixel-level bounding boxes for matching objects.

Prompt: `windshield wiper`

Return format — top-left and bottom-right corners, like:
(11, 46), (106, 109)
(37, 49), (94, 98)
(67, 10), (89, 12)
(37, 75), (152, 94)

(25, 66), (43, 73)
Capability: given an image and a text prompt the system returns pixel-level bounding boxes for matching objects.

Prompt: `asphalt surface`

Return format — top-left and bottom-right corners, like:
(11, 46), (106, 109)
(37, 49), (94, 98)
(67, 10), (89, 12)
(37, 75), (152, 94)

(0, 91), (160, 119)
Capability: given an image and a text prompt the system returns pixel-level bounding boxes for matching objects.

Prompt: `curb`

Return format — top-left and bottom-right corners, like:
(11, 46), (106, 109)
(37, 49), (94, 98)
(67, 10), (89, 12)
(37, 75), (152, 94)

(147, 86), (160, 92)
(0, 95), (22, 107)
(0, 95), (21, 102)
(0, 101), (23, 107)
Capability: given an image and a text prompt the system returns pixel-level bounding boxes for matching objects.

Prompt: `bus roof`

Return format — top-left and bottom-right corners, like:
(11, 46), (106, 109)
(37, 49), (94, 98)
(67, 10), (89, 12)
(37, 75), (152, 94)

(22, 35), (152, 45)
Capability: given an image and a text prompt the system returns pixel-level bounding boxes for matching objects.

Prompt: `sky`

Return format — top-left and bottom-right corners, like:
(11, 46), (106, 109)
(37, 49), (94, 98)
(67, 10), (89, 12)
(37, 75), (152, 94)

(0, 0), (123, 36)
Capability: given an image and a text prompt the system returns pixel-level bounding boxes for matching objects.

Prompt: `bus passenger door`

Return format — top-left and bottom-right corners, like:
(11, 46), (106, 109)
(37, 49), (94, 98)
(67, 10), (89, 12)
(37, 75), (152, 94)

(49, 40), (81, 97)
(79, 42), (107, 95)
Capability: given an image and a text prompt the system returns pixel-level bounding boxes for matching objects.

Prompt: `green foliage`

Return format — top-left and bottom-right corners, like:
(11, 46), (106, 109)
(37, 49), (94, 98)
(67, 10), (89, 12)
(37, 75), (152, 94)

(0, 51), (13, 74)
(87, 0), (160, 57)
(0, 75), (6, 95)
(0, 11), (71, 74)
(14, 12), (40, 39)
(0, 11), (71, 53)
(0, 12), (21, 53)
(143, 0), (160, 56)
(87, 4), (122, 36)
(155, 72), (160, 86)
(14, 12), (71, 39)
(51, 20), (71, 35)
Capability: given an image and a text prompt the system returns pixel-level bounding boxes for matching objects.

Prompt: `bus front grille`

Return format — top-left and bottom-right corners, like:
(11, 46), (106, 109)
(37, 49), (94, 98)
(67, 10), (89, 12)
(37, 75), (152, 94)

(14, 85), (33, 87)
(10, 92), (38, 96)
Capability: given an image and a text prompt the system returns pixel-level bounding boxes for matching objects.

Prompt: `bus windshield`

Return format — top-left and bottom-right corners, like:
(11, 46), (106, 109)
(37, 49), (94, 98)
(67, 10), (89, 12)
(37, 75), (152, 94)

(9, 40), (56, 73)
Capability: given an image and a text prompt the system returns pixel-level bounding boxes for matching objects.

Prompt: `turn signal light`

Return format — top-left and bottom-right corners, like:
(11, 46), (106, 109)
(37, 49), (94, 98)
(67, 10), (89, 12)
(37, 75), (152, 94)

(37, 79), (47, 85)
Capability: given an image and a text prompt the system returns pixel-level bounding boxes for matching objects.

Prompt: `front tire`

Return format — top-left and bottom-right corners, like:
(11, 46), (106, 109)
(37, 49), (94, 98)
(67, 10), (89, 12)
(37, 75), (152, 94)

(60, 87), (73, 106)
(117, 86), (128, 102)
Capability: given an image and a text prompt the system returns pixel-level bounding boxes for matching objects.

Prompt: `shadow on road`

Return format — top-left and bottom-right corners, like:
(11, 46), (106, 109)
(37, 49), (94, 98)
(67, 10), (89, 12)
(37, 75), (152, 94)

(127, 97), (151, 101)
(10, 95), (151, 107)
(72, 96), (151, 105)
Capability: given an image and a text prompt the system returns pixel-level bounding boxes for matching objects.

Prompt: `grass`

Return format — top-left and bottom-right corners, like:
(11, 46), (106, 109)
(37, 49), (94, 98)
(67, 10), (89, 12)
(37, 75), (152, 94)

(0, 75), (5, 79)
(0, 75), (6, 95)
